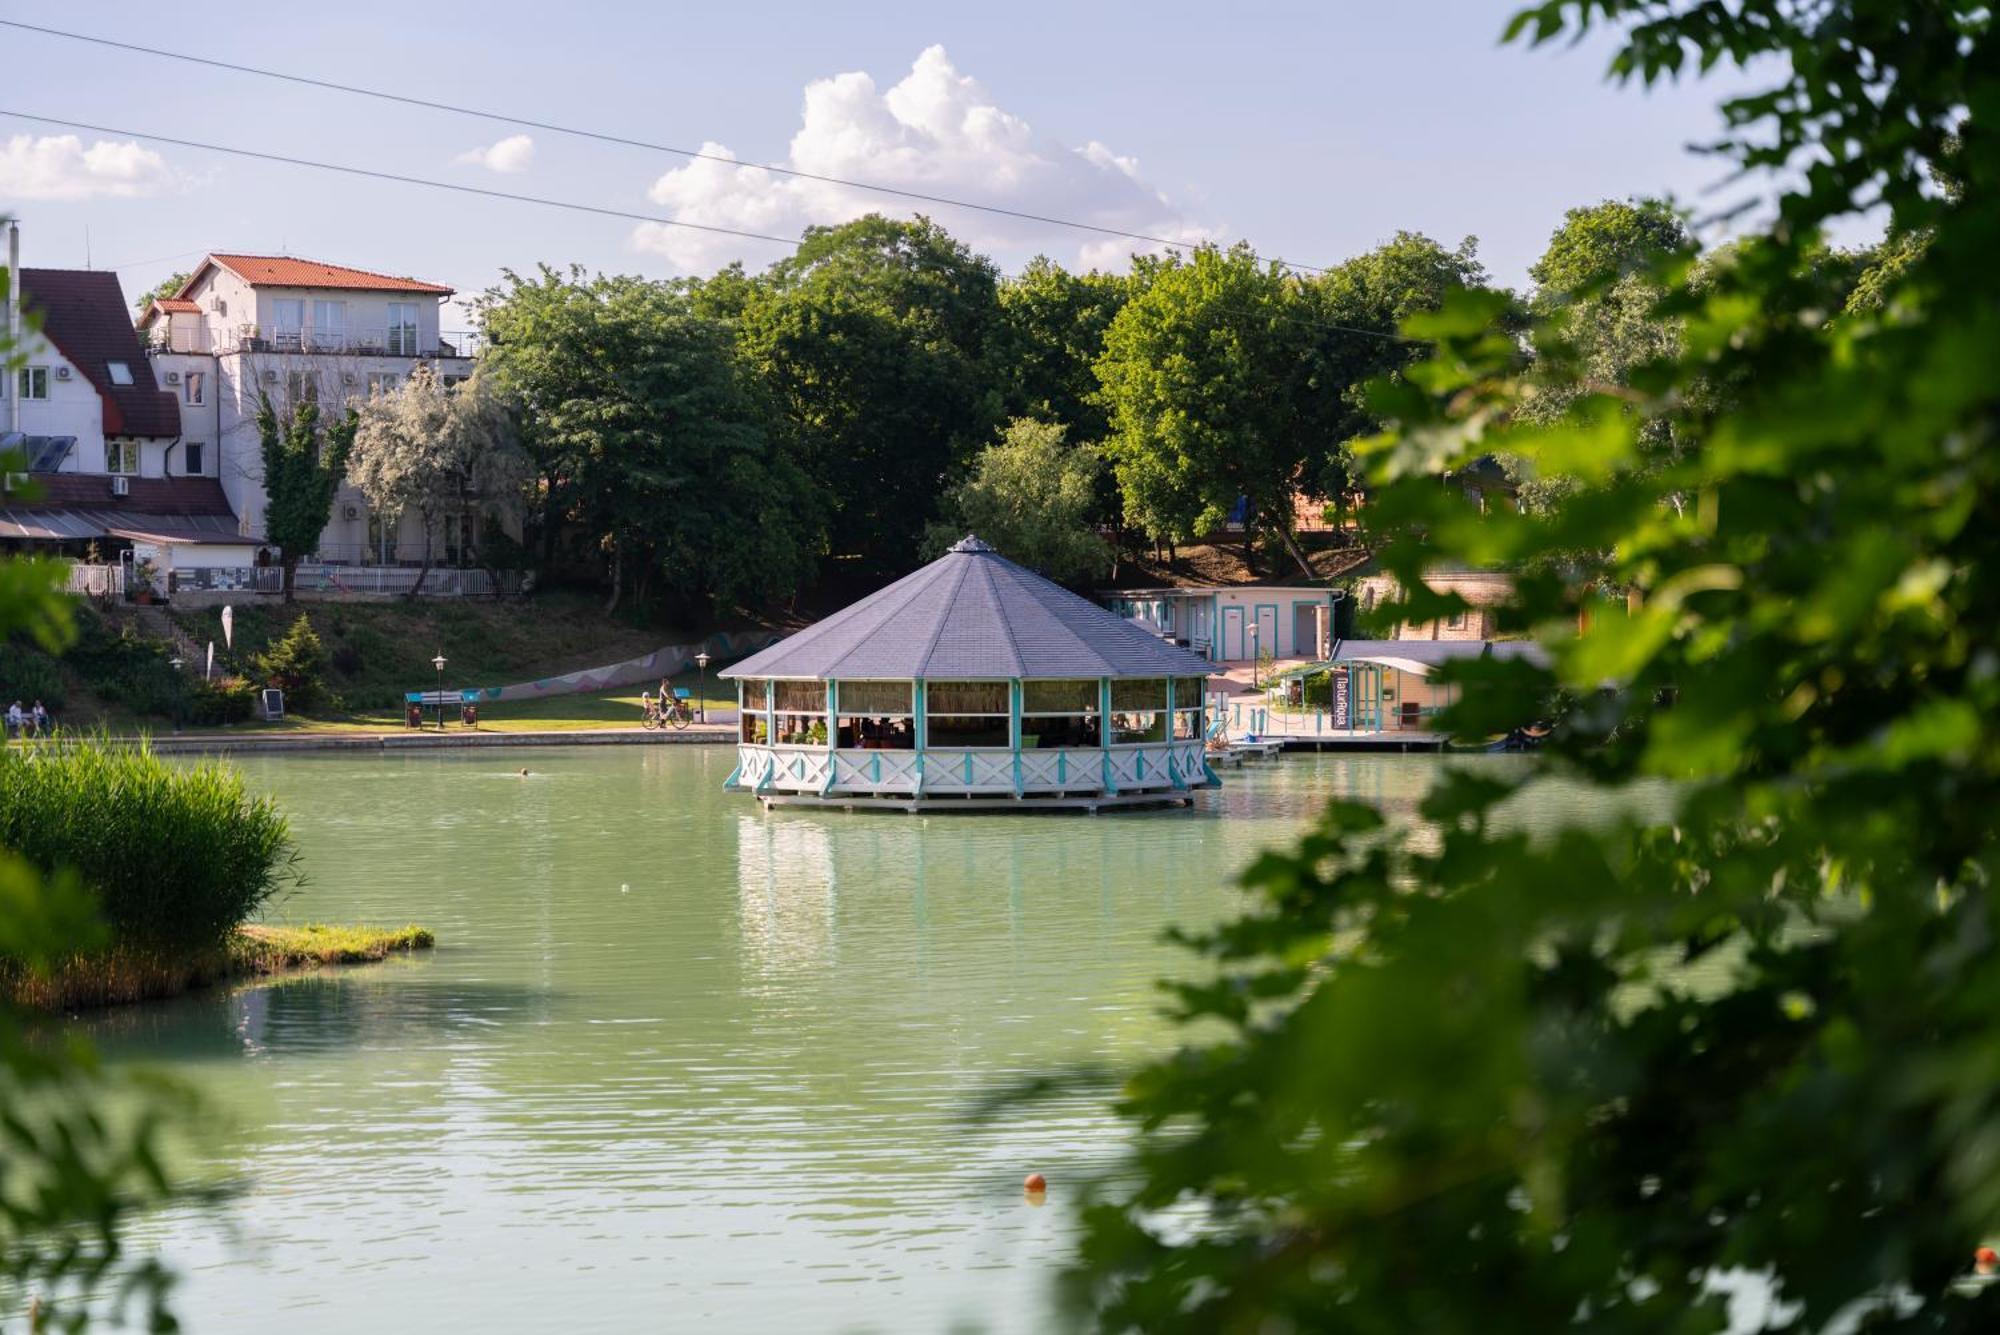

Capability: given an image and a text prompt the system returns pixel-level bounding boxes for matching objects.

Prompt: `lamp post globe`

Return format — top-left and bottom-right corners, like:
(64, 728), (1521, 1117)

(695, 651), (711, 722)
(432, 653), (448, 732)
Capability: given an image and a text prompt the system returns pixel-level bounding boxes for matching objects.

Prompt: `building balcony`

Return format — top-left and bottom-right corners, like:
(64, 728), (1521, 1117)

(150, 325), (482, 360)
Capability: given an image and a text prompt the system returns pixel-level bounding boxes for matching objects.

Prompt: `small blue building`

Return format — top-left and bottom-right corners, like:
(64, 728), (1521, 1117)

(722, 536), (1218, 811)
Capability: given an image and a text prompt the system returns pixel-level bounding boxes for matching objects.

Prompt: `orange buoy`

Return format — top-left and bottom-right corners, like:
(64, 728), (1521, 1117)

(1977, 1246), (1998, 1276)
(1024, 1172), (1047, 1193)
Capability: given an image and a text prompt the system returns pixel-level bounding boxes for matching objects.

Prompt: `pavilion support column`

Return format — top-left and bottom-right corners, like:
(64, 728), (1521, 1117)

(1010, 678), (1024, 798)
(913, 679), (927, 797)
(1100, 677), (1117, 795)
(820, 679), (839, 795)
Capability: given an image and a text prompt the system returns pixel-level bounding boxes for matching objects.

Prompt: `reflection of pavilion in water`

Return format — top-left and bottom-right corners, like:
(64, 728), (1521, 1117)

(735, 815), (839, 976)
(732, 807), (1205, 990)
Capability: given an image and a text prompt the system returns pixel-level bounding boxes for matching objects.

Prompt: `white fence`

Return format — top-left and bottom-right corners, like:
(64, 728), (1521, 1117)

(65, 563), (125, 597)
(292, 565), (516, 598)
(738, 740), (1210, 798)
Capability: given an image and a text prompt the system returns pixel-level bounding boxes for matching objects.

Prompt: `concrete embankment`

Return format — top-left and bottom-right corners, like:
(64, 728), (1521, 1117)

(138, 725), (737, 756)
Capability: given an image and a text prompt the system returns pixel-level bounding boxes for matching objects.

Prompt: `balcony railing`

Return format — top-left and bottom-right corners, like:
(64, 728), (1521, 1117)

(172, 324), (483, 359)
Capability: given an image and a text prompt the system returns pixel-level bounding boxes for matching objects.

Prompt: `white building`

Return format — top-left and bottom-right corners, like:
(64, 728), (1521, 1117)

(0, 262), (256, 585)
(138, 253), (478, 566)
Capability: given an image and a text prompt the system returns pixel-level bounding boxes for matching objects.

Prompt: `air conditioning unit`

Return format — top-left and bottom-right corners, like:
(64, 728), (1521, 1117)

(342, 372), (357, 386)
(164, 370), (181, 385)
(55, 366), (72, 380)
(262, 369), (279, 383)
(111, 475), (130, 497)
(341, 502), (361, 521)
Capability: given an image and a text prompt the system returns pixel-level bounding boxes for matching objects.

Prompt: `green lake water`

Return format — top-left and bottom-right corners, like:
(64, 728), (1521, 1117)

(92, 746), (1584, 1333)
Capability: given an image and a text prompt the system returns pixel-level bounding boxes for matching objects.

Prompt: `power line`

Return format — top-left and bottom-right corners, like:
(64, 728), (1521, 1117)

(0, 109), (802, 250)
(0, 109), (1425, 346)
(0, 17), (1330, 276)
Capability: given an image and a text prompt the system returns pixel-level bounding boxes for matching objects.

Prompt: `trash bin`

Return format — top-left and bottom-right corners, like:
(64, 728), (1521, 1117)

(406, 702), (423, 729)
(461, 703), (478, 728)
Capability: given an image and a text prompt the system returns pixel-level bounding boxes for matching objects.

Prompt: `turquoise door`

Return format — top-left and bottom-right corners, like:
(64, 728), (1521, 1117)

(1222, 606), (1246, 661)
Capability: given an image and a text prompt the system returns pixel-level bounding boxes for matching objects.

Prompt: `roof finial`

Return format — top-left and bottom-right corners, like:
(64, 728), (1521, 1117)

(949, 534), (995, 554)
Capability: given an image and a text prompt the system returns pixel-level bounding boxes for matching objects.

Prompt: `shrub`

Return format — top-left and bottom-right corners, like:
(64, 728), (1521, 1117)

(189, 675), (257, 726)
(64, 616), (181, 718)
(0, 736), (300, 953)
(0, 642), (66, 711)
(255, 615), (329, 711)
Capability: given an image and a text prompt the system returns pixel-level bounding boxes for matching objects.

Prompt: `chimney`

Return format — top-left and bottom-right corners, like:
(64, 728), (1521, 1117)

(6, 220), (19, 434)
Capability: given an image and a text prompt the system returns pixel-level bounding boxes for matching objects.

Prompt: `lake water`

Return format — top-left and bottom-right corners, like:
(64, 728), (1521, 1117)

(95, 746), (1569, 1333)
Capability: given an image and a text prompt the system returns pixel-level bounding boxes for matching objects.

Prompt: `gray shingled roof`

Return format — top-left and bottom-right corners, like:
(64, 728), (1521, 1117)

(724, 537), (1215, 681)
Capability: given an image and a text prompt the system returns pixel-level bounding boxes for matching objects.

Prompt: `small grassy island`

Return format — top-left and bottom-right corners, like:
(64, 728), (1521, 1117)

(0, 735), (432, 1011)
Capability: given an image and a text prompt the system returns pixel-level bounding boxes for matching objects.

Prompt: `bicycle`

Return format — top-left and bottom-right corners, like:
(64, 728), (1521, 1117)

(641, 690), (694, 730)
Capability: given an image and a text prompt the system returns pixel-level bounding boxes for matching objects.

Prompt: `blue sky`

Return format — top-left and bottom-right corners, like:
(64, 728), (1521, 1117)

(0, 0), (1812, 325)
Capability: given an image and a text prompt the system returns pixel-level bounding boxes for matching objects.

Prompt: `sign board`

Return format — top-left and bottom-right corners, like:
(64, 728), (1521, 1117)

(259, 688), (285, 721)
(1330, 666), (1351, 731)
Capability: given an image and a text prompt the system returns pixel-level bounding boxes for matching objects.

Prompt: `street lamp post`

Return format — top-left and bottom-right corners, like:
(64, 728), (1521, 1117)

(1247, 622), (1261, 690)
(432, 652), (447, 732)
(695, 651), (710, 723)
(168, 657), (185, 734)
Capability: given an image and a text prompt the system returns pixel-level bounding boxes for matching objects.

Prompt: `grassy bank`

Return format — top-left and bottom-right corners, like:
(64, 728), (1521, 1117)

(170, 594), (729, 713)
(5, 923), (435, 1011)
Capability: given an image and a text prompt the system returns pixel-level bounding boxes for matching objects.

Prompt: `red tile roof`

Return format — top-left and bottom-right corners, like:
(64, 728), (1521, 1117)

(196, 254), (454, 296)
(154, 297), (202, 313)
(18, 270), (183, 439)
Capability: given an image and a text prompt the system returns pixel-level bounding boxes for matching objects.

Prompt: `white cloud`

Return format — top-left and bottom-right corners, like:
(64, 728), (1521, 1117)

(455, 134), (535, 174)
(633, 46), (1216, 273)
(0, 134), (181, 202)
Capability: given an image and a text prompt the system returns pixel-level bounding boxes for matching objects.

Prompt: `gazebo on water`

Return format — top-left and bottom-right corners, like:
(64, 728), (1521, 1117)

(722, 536), (1218, 811)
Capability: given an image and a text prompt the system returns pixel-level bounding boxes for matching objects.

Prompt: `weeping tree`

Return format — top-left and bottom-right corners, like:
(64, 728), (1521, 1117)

(256, 395), (356, 603)
(347, 365), (530, 599)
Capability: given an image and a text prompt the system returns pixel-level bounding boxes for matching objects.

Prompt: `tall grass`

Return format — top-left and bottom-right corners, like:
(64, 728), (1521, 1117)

(0, 735), (300, 955)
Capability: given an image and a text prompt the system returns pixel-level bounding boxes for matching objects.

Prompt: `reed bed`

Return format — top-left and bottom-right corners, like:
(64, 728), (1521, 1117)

(0, 734), (300, 953)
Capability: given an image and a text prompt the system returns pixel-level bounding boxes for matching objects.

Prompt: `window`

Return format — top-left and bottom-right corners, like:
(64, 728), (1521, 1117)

(441, 374), (469, 391)
(19, 367), (49, 400)
(107, 361), (135, 386)
(366, 371), (400, 397)
(1171, 676), (1207, 741)
(286, 371), (319, 405)
(1109, 678), (1168, 744)
(270, 299), (305, 349)
(367, 511), (394, 564)
(925, 680), (1009, 748)
(770, 680), (828, 746)
(833, 679), (914, 750)
(183, 442), (204, 476)
(184, 371), (205, 406)
(1444, 609), (1468, 631)
(739, 680), (772, 745)
(1021, 678), (1101, 749)
(106, 440), (140, 475)
(312, 300), (347, 349)
(387, 301), (420, 355)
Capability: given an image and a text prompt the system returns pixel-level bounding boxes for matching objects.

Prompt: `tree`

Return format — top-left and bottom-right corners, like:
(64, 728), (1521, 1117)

(923, 419), (1111, 585)
(255, 614), (329, 711)
(348, 365), (530, 600)
(257, 395), (356, 603)
(995, 258), (1133, 551)
(478, 266), (823, 615)
(1070, 2), (2000, 1331)
(1509, 199), (1695, 511)
(734, 214), (1005, 570)
(133, 270), (191, 315)
(1096, 245), (1335, 574)
(1300, 231), (1495, 505)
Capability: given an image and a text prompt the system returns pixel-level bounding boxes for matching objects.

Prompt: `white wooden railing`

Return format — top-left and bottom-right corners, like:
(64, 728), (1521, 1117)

(736, 740), (1210, 798)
